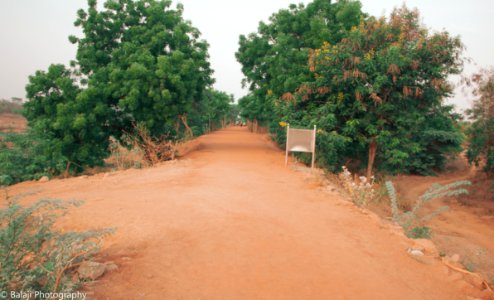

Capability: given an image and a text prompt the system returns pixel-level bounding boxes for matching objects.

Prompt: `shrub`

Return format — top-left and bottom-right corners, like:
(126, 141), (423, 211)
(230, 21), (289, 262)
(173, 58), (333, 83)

(0, 132), (67, 185)
(408, 226), (432, 239)
(107, 137), (147, 171)
(385, 180), (471, 238)
(0, 190), (113, 292)
(339, 166), (376, 207)
(124, 123), (177, 165)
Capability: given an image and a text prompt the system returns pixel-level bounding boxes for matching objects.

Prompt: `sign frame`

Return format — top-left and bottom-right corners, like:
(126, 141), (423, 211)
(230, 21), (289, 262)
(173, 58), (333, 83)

(285, 124), (316, 168)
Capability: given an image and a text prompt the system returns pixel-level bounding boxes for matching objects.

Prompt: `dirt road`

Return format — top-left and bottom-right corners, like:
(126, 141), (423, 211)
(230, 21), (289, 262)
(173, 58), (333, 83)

(11, 127), (484, 299)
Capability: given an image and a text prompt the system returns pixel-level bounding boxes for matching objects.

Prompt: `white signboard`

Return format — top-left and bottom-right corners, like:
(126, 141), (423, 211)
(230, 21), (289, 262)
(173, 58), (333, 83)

(285, 124), (316, 168)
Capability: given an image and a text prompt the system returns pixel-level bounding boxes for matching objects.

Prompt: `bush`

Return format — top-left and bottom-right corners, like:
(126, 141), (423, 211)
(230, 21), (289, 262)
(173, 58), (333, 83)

(338, 166), (376, 207)
(0, 131), (67, 185)
(385, 180), (471, 238)
(0, 190), (113, 293)
(408, 226), (432, 239)
(124, 123), (177, 165)
(107, 137), (147, 171)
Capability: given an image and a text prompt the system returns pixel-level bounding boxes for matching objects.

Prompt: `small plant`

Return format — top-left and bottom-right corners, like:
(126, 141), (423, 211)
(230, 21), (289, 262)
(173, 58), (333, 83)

(107, 136), (148, 171)
(462, 261), (476, 272)
(408, 226), (431, 239)
(124, 123), (177, 165)
(339, 166), (376, 206)
(0, 190), (113, 293)
(385, 180), (471, 238)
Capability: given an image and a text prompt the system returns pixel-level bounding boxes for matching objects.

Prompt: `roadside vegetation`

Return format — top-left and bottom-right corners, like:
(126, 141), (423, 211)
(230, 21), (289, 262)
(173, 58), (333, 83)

(236, 1), (465, 177)
(236, 0), (493, 282)
(0, 190), (113, 293)
(0, 0), (235, 185)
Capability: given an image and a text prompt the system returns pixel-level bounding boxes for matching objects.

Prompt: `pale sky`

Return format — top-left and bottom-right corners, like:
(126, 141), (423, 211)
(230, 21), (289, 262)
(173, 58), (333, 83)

(0, 1), (492, 113)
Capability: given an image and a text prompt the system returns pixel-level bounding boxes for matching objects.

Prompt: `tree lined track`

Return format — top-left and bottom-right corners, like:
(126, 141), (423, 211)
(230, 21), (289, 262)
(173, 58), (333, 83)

(12, 127), (475, 299)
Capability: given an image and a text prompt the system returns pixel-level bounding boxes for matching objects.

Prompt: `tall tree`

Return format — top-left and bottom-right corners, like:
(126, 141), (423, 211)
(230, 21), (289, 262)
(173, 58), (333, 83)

(236, 0), (364, 126)
(24, 64), (109, 173)
(466, 68), (494, 176)
(24, 0), (214, 173)
(70, 0), (213, 138)
(309, 6), (464, 176)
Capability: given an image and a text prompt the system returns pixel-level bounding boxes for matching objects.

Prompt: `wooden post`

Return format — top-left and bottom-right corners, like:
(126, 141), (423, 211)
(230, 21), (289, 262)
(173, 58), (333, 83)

(311, 125), (316, 169)
(285, 124), (290, 167)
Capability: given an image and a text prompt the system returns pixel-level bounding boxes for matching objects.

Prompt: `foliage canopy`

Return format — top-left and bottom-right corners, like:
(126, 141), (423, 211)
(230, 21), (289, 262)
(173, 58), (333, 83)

(466, 68), (494, 176)
(237, 1), (465, 176)
(20, 0), (231, 178)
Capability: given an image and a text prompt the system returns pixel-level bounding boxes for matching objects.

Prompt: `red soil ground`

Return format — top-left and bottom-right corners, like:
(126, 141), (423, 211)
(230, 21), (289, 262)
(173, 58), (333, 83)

(0, 113), (27, 133)
(390, 158), (494, 287)
(8, 127), (493, 299)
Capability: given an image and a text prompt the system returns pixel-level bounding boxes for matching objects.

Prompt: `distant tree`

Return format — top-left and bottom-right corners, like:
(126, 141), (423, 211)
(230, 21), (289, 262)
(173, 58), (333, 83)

(238, 93), (271, 126)
(201, 89), (233, 132)
(466, 68), (494, 176)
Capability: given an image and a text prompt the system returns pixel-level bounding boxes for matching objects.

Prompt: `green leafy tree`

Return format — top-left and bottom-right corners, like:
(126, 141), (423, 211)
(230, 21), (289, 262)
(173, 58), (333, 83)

(238, 94), (270, 125)
(236, 0), (364, 127)
(306, 6), (464, 176)
(201, 89), (233, 132)
(23, 0), (213, 175)
(70, 0), (213, 138)
(466, 68), (494, 176)
(0, 131), (67, 184)
(24, 64), (108, 173)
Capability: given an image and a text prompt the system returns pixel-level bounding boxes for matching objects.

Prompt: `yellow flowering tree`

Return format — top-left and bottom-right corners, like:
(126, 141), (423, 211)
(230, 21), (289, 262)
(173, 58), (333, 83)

(309, 5), (464, 176)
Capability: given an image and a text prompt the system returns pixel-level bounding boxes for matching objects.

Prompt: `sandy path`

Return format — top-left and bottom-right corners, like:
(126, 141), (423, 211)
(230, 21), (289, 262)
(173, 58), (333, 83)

(11, 127), (477, 299)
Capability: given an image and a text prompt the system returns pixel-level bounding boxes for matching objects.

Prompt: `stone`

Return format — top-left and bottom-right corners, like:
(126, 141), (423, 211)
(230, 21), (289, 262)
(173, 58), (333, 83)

(77, 261), (106, 280)
(411, 238), (439, 257)
(450, 253), (460, 263)
(408, 248), (424, 257)
(38, 176), (49, 182)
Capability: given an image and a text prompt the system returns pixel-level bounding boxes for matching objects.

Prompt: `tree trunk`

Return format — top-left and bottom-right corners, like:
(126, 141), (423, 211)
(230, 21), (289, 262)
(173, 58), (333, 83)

(64, 161), (72, 179)
(179, 114), (193, 138)
(367, 137), (377, 179)
(175, 119), (180, 136)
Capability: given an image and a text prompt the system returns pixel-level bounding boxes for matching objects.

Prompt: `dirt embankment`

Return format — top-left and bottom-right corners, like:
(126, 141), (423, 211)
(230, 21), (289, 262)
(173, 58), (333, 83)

(8, 127), (493, 299)
(390, 159), (494, 288)
(0, 113), (27, 133)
